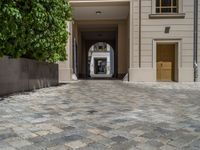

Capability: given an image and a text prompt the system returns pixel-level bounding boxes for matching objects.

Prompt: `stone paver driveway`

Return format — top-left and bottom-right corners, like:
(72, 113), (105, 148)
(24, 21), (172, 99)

(0, 80), (200, 150)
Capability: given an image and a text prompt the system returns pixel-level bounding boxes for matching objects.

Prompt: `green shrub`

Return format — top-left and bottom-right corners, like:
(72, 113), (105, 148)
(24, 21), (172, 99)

(0, 0), (71, 62)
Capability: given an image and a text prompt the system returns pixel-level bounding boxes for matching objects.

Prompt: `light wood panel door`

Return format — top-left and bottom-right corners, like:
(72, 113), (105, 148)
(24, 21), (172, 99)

(157, 44), (175, 81)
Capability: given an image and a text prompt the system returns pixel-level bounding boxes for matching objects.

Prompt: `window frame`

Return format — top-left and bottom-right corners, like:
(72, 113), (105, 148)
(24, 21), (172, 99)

(156, 0), (178, 14)
(150, 0), (185, 19)
(152, 0), (183, 14)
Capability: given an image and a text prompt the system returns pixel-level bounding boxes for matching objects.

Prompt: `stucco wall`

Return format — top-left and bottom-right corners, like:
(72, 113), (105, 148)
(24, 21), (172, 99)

(0, 56), (58, 96)
(198, 0), (200, 82)
(59, 22), (73, 83)
(129, 0), (195, 82)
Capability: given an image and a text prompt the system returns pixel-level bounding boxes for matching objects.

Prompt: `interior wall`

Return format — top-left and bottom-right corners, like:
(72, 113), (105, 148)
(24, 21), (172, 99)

(118, 21), (127, 78)
(127, 14), (130, 71)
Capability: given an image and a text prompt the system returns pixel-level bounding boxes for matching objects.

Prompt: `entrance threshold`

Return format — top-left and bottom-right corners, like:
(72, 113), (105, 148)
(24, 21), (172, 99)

(85, 78), (119, 80)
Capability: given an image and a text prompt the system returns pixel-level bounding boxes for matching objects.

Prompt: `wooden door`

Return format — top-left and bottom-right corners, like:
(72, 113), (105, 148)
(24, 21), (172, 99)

(157, 44), (175, 81)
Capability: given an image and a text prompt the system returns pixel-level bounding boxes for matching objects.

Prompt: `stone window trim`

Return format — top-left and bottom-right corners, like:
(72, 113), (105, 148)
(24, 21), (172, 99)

(150, 0), (185, 19)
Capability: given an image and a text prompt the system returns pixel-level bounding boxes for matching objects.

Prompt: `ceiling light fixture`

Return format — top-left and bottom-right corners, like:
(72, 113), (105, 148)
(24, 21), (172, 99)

(96, 11), (102, 15)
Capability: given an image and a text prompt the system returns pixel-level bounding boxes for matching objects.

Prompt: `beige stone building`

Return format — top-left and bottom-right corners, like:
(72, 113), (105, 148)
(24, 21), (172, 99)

(59, 0), (200, 82)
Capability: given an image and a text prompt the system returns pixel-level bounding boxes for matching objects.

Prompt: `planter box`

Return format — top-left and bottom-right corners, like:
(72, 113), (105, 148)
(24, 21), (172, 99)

(0, 56), (58, 96)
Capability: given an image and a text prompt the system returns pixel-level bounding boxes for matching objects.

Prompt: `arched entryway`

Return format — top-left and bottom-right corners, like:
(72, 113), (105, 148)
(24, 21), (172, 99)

(66, 1), (130, 81)
(87, 42), (115, 78)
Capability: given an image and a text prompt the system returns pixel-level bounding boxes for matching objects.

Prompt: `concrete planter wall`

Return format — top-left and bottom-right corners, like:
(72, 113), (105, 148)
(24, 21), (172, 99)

(0, 56), (58, 96)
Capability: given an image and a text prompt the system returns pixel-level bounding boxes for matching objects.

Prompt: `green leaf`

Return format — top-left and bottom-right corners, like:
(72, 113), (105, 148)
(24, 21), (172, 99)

(0, 0), (71, 63)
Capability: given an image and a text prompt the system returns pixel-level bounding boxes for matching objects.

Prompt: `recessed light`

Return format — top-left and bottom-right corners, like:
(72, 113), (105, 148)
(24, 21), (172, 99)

(96, 11), (102, 15)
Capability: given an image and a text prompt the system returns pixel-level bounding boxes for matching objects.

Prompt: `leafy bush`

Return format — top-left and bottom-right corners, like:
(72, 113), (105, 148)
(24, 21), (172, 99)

(0, 0), (71, 62)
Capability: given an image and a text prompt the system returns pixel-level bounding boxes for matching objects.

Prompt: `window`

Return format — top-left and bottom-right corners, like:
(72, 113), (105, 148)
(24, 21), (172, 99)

(156, 0), (178, 13)
(150, 0), (185, 19)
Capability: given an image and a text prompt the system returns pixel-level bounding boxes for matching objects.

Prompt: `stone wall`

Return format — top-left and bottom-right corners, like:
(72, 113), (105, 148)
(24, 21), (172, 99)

(0, 56), (58, 96)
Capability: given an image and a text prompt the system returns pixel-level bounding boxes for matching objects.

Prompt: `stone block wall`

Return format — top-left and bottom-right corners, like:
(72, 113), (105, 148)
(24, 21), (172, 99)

(0, 56), (58, 96)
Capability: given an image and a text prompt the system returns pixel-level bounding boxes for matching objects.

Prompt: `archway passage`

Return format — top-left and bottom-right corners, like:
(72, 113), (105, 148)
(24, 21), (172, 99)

(88, 42), (115, 78)
(71, 1), (130, 80)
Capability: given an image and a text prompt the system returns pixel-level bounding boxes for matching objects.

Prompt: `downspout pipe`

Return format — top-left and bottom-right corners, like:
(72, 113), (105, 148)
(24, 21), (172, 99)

(139, 0), (142, 68)
(194, 0), (198, 82)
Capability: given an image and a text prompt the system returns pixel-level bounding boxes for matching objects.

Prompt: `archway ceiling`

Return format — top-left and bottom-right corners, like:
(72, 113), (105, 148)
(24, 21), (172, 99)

(82, 31), (116, 40)
(70, 1), (129, 20)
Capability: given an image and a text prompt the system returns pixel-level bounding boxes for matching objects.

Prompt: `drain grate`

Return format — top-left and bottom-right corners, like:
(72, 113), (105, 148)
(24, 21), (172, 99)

(87, 110), (98, 114)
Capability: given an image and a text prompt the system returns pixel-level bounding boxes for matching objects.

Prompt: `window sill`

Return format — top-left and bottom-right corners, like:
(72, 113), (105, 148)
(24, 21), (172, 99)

(149, 13), (186, 19)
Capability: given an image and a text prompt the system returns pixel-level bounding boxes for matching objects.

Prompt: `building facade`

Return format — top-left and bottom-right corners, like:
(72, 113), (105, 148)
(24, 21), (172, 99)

(59, 0), (200, 82)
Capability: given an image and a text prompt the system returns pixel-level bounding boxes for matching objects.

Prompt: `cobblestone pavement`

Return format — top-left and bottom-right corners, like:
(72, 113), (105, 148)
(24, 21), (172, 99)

(0, 80), (200, 150)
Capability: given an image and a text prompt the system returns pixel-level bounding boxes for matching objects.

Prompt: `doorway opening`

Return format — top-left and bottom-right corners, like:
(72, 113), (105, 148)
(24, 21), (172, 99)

(156, 43), (178, 82)
(88, 42), (114, 78)
(94, 58), (107, 74)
